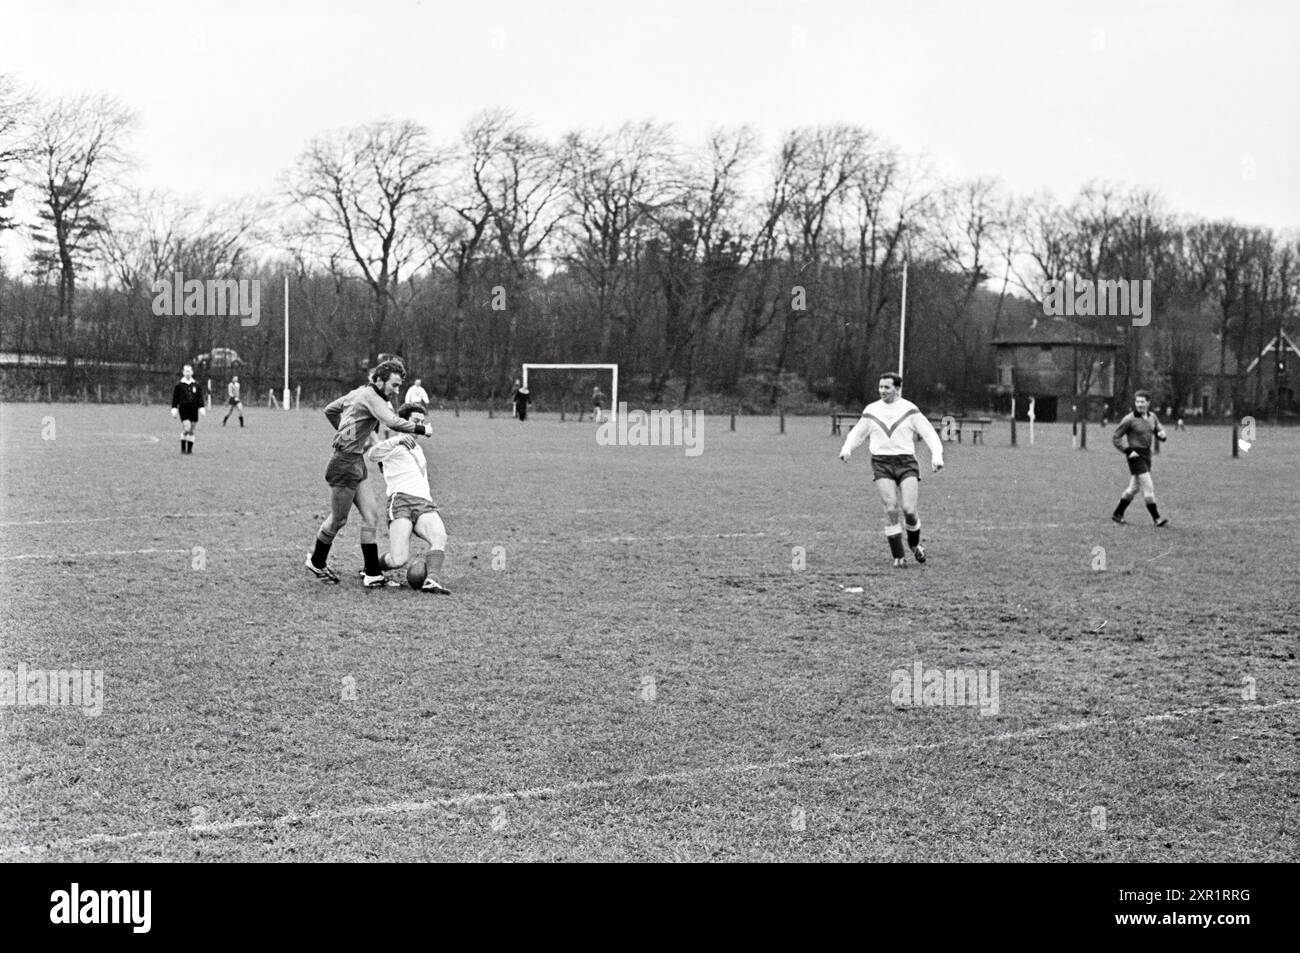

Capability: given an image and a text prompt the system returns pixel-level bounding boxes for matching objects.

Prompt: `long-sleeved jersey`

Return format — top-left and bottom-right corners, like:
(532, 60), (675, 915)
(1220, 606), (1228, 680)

(367, 436), (432, 501)
(1112, 411), (1165, 454)
(324, 384), (427, 454)
(840, 397), (944, 464)
(171, 378), (204, 410)
(228, 381), (241, 400)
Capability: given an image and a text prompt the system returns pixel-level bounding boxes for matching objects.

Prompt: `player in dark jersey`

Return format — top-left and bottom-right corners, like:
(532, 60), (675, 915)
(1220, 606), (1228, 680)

(170, 364), (205, 454)
(512, 379), (530, 421)
(304, 358), (433, 586)
(1111, 389), (1169, 527)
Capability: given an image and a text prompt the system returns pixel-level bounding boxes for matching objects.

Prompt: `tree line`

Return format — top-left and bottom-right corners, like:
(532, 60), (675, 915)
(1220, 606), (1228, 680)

(0, 74), (1296, 414)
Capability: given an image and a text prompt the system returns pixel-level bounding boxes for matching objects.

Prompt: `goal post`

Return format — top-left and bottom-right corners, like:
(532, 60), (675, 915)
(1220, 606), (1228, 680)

(521, 363), (618, 420)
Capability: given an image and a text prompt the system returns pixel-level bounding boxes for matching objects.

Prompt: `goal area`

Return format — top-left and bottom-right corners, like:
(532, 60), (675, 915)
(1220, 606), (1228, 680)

(521, 363), (618, 420)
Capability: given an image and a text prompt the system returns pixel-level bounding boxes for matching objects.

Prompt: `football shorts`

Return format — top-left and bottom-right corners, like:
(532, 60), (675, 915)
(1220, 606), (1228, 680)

(387, 491), (437, 523)
(871, 453), (921, 484)
(1125, 451), (1152, 475)
(178, 407), (201, 423)
(325, 451), (368, 489)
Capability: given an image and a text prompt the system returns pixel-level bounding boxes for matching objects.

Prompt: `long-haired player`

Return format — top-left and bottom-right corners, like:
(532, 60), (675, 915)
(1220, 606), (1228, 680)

(303, 358), (432, 586)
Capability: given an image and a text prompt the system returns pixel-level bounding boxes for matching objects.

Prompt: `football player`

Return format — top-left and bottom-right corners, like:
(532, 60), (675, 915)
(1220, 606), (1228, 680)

(839, 372), (944, 568)
(222, 376), (244, 427)
(170, 364), (205, 454)
(367, 403), (451, 594)
(304, 358), (432, 586)
(1111, 389), (1169, 526)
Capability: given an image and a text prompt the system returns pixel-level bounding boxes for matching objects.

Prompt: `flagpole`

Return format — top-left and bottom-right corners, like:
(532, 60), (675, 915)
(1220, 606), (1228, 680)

(282, 276), (290, 410)
(898, 259), (908, 377)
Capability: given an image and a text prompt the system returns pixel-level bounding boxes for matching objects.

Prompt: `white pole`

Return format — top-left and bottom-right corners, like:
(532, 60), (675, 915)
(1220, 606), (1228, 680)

(611, 364), (618, 424)
(897, 259), (908, 377)
(282, 276), (291, 410)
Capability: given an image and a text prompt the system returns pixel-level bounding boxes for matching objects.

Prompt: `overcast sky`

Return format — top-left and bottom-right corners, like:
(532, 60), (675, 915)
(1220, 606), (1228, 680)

(3, 0), (1298, 232)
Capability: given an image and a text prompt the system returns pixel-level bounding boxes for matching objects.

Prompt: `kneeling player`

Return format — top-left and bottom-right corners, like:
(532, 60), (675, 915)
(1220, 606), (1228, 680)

(1111, 389), (1169, 526)
(367, 403), (451, 594)
(839, 372), (944, 567)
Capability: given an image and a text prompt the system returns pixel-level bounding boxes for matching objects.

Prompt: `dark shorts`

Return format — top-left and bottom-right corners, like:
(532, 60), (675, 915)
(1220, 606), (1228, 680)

(1126, 451), (1152, 476)
(178, 407), (200, 423)
(871, 454), (921, 484)
(593, 399), (602, 409)
(325, 451), (367, 490)
(227, 397), (242, 406)
(387, 491), (438, 524)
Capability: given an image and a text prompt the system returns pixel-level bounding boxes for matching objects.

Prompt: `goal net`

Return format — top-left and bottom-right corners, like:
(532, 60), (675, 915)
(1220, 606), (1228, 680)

(520, 363), (619, 421)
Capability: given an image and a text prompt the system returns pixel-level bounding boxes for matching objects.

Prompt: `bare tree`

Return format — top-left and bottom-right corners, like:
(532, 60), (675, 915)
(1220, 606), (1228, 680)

(286, 119), (444, 362)
(559, 120), (682, 355)
(0, 74), (35, 238)
(24, 93), (135, 334)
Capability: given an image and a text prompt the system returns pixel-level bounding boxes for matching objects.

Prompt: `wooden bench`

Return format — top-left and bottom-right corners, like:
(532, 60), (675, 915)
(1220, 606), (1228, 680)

(929, 416), (993, 444)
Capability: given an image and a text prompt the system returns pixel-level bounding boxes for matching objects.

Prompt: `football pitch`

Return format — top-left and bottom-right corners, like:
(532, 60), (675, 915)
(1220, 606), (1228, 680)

(0, 402), (1296, 862)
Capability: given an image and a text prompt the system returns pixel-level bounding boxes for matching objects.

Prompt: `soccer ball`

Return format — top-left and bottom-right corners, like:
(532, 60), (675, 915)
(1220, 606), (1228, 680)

(406, 560), (427, 589)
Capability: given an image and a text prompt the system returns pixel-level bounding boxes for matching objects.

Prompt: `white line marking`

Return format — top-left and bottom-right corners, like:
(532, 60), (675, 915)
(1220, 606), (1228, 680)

(3, 698), (1295, 857)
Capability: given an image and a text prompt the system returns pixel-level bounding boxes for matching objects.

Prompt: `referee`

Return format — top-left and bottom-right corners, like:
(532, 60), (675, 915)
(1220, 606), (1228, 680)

(171, 364), (206, 454)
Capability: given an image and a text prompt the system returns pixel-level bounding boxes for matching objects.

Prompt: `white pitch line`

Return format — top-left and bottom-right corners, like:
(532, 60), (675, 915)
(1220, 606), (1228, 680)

(0, 533), (773, 561)
(3, 698), (1295, 858)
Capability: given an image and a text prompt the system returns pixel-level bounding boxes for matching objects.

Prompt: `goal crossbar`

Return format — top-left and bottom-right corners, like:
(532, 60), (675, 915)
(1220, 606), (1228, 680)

(521, 363), (618, 418)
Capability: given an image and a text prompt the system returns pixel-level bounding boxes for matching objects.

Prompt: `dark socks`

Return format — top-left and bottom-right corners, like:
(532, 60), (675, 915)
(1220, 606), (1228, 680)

(1114, 495), (1132, 517)
(361, 543), (382, 576)
(887, 533), (905, 559)
(905, 515), (920, 549)
(311, 537), (332, 569)
(1145, 501), (1161, 522)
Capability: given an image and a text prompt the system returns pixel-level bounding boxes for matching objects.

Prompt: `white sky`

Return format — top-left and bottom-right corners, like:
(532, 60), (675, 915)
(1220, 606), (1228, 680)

(3, 0), (1298, 232)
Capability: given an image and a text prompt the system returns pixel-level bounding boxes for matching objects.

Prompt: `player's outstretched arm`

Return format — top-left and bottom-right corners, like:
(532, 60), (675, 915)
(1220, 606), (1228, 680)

(839, 417), (870, 460)
(364, 391), (432, 437)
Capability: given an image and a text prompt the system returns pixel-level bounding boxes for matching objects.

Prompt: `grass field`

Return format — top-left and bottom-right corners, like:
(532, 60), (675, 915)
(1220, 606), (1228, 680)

(0, 401), (1296, 862)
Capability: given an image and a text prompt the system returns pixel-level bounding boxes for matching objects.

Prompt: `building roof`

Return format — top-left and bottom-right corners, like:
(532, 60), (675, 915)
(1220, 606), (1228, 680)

(991, 315), (1121, 347)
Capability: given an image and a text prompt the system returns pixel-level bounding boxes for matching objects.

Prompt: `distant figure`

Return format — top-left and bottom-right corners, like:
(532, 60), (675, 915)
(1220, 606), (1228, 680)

(1111, 389), (1170, 528)
(592, 384), (605, 423)
(512, 379), (531, 421)
(404, 378), (429, 407)
(1176, 418), (1185, 431)
(223, 376), (245, 427)
(170, 364), (205, 454)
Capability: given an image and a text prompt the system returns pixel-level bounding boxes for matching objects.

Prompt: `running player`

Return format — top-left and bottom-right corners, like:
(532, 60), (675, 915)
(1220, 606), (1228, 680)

(838, 372), (944, 568)
(303, 358), (432, 586)
(367, 403), (451, 594)
(1111, 389), (1169, 527)
(222, 375), (244, 427)
(170, 364), (205, 454)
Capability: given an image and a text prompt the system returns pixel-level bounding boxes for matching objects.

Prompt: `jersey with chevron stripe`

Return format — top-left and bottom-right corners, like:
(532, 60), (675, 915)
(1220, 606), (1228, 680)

(841, 398), (944, 461)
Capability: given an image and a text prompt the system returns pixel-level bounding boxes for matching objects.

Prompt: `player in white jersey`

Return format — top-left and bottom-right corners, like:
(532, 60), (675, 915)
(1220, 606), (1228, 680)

(838, 373), (944, 568)
(367, 403), (451, 593)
